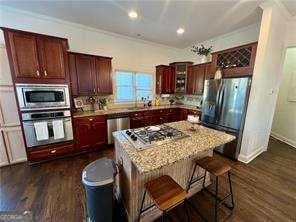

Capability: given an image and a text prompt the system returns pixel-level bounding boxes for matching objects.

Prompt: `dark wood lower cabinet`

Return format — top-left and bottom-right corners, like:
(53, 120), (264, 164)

(27, 108), (201, 163)
(129, 108), (201, 128)
(27, 141), (74, 163)
(74, 116), (107, 151)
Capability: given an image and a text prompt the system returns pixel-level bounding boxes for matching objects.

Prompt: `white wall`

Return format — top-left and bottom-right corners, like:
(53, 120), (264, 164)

(184, 23), (261, 64)
(239, 3), (288, 163)
(271, 47), (296, 147)
(0, 6), (194, 75)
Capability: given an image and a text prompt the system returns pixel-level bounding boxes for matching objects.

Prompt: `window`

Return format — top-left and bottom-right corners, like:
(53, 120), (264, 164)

(115, 70), (153, 102)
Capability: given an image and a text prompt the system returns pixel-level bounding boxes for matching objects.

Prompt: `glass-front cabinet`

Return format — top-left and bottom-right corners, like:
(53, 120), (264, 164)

(169, 62), (193, 94)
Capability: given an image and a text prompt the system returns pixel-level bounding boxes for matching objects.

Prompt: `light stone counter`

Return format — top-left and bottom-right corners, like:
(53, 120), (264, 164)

(113, 121), (235, 173)
(73, 105), (201, 118)
(113, 121), (235, 222)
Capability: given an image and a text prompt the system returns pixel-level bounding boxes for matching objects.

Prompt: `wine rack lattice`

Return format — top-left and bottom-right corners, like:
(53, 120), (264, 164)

(217, 46), (252, 68)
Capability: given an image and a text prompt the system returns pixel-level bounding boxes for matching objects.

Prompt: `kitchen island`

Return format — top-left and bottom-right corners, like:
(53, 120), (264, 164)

(113, 121), (235, 222)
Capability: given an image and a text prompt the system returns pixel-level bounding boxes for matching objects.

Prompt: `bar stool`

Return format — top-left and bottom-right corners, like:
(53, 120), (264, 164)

(187, 156), (235, 222)
(138, 175), (189, 222)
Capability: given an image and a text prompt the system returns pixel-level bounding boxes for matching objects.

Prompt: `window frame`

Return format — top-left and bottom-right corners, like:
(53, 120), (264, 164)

(114, 69), (153, 103)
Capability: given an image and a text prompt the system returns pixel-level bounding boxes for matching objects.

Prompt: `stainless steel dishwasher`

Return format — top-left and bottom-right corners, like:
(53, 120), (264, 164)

(107, 113), (130, 144)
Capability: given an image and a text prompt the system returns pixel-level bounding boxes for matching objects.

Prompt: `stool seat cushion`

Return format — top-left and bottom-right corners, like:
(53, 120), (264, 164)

(145, 175), (186, 211)
(196, 156), (231, 176)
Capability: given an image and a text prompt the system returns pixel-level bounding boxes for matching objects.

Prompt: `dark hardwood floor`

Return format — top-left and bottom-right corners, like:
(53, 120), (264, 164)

(1, 138), (295, 222)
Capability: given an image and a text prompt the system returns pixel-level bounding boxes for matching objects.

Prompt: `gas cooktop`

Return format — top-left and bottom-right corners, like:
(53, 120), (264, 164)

(122, 124), (189, 150)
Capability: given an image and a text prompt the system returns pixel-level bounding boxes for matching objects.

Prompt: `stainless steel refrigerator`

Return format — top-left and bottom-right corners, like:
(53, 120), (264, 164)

(201, 77), (251, 160)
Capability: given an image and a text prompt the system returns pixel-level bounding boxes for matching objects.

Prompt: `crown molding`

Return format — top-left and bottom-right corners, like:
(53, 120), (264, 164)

(0, 5), (182, 50)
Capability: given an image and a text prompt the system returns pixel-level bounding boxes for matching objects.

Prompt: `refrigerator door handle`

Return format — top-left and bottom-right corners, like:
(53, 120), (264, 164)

(215, 82), (223, 123)
(217, 84), (225, 121)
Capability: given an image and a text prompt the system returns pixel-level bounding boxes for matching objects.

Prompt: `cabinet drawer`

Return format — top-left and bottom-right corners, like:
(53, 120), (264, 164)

(130, 111), (145, 118)
(74, 115), (106, 123)
(27, 142), (74, 162)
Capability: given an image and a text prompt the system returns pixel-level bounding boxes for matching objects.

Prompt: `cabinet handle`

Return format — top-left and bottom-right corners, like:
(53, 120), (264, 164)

(36, 70), (40, 76)
(50, 149), (56, 154)
(44, 70), (48, 76)
(89, 118), (93, 121)
(93, 88), (96, 93)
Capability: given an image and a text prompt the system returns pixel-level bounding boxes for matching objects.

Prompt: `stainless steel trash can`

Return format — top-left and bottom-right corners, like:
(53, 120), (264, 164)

(82, 157), (116, 222)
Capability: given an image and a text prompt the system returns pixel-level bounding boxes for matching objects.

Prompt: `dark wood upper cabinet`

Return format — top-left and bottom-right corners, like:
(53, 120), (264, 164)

(2, 28), (69, 83)
(156, 65), (175, 94)
(69, 52), (113, 96)
(39, 38), (66, 79)
(211, 42), (257, 78)
(186, 63), (206, 95)
(95, 57), (113, 94)
(75, 54), (95, 95)
(186, 66), (195, 94)
(6, 32), (40, 78)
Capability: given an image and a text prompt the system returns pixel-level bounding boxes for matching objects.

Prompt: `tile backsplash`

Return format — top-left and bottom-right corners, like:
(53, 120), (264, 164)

(73, 94), (202, 111)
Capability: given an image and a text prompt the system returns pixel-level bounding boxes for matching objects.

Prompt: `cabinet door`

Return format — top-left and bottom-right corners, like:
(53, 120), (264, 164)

(195, 65), (205, 95)
(167, 66), (175, 93)
(38, 37), (66, 79)
(2, 126), (27, 164)
(0, 86), (20, 126)
(74, 118), (93, 150)
(95, 57), (112, 94)
(186, 66), (195, 94)
(7, 31), (40, 78)
(75, 54), (96, 95)
(155, 67), (163, 94)
(0, 131), (9, 167)
(92, 119), (107, 147)
(130, 117), (145, 129)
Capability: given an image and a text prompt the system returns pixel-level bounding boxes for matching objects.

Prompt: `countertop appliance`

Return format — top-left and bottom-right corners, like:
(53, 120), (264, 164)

(22, 110), (73, 147)
(15, 83), (70, 111)
(107, 113), (130, 144)
(201, 77), (251, 160)
(123, 124), (189, 150)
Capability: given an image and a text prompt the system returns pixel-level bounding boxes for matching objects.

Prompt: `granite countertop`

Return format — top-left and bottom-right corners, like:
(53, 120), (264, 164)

(113, 121), (235, 173)
(73, 105), (201, 118)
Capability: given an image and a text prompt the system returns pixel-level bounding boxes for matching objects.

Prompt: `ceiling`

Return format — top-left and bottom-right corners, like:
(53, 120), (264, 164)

(0, 1), (266, 48)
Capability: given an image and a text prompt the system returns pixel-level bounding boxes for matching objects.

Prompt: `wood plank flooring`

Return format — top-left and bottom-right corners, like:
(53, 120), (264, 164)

(0, 138), (295, 222)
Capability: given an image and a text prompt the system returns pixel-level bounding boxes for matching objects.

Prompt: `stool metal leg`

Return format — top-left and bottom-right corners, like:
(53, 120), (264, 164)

(228, 171), (235, 209)
(214, 176), (219, 222)
(202, 169), (207, 188)
(138, 190), (146, 222)
(187, 163), (197, 191)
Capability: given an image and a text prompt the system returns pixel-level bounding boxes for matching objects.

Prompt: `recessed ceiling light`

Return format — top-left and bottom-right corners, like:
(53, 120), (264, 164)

(128, 10), (138, 20)
(177, 28), (185, 35)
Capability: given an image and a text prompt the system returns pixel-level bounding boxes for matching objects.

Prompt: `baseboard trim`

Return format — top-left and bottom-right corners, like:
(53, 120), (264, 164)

(270, 132), (296, 148)
(238, 146), (266, 164)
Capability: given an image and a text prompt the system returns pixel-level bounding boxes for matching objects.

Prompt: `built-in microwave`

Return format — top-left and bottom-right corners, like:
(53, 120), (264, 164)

(15, 83), (70, 111)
